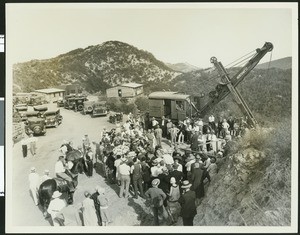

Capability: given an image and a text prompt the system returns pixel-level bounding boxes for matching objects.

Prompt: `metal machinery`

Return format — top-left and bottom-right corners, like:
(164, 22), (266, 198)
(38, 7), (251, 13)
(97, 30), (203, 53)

(148, 42), (273, 126)
(197, 42), (273, 127)
(148, 91), (191, 122)
(25, 117), (47, 136)
(44, 109), (63, 127)
(83, 100), (95, 115)
(64, 94), (88, 112)
(91, 101), (108, 117)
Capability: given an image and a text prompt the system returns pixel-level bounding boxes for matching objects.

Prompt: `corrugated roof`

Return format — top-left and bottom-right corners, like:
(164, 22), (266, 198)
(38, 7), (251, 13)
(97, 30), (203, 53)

(35, 88), (65, 94)
(148, 91), (190, 100)
(120, 83), (143, 88)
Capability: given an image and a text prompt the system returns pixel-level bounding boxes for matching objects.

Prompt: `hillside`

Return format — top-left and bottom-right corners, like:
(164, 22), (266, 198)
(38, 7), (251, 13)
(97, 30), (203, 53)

(170, 63), (292, 226)
(256, 56), (292, 70)
(165, 62), (200, 73)
(13, 41), (181, 93)
(195, 122), (291, 226)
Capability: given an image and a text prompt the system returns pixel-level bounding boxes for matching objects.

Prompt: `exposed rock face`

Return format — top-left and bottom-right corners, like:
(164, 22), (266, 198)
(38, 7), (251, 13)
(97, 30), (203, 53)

(194, 146), (290, 226)
(230, 148), (266, 182)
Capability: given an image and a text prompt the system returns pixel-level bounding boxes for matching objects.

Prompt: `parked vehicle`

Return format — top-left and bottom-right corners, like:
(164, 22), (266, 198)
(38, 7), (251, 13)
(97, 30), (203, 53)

(25, 117), (47, 136)
(44, 109), (63, 127)
(64, 95), (87, 112)
(57, 97), (64, 107)
(14, 104), (28, 121)
(24, 111), (40, 121)
(109, 112), (123, 124)
(83, 100), (95, 115)
(64, 96), (76, 110)
(33, 105), (48, 113)
(91, 101), (108, 117)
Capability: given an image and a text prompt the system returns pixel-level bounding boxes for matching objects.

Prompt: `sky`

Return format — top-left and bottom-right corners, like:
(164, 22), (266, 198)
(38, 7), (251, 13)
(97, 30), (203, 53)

(6, 3), (297, 68)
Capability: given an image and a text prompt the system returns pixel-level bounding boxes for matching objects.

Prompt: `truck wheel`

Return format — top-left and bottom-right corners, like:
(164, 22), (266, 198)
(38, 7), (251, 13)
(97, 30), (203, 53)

(77, 105), (83, 111)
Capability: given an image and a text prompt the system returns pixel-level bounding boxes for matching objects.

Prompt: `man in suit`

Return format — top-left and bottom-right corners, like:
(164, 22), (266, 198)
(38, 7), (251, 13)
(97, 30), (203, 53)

(145, 179), (168, 225)
(160, 116), (168, 138)
(178, 180), (197, 226)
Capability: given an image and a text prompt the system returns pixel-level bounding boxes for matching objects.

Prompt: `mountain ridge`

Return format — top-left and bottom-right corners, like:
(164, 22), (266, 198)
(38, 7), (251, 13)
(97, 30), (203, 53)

(13, 41), (181, 93)
(165, 62), (200, 73)
(256, 56), (291, 70)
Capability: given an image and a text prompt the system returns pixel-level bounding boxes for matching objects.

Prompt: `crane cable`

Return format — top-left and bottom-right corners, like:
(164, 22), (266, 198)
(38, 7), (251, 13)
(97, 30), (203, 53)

(226, 52), (257, 70)
(206, 49), (257, 82)
(198, 48), (261, 96)
(265, 50), (273, 80)
(224, 49), (256, 68)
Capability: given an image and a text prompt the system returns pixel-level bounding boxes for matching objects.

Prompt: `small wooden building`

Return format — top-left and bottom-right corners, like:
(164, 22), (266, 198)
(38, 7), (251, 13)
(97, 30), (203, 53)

(34, 88), (65, 103)
(106, 83), (143, 98)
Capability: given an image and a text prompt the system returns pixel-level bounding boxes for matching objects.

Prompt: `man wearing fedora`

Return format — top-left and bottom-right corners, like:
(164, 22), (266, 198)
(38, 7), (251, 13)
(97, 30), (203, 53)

(118, 158), (131, 198)
(185, 154), (196, 182)
(178, 180), (197, 226)
(47, 190), (67, 226)
(28, 166), (40, 206)
(145, 178), (168, 226)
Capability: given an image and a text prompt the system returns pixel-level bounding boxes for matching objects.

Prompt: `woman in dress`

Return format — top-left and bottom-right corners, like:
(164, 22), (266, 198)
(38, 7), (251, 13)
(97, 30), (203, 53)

(166, 177), (181, 224)
(81, 191), (98, 226)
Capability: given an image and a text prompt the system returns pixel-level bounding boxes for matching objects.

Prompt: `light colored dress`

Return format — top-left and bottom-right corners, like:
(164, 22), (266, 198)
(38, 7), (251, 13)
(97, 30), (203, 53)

(82, 197), (98, 226)
(167, 185), (181, 222)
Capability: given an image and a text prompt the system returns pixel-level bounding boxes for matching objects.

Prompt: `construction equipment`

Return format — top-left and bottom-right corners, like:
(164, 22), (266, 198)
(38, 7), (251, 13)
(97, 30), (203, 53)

(196, 42), (273, 127)
(148, 42), (273, 126)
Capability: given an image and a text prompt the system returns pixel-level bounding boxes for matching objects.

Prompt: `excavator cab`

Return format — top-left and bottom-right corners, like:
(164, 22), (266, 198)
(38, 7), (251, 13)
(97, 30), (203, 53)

(148, 91), (198, 123)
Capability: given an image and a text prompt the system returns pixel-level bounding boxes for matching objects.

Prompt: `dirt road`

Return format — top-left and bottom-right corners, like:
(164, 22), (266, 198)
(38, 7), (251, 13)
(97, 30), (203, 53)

(10, 104), (179, 226)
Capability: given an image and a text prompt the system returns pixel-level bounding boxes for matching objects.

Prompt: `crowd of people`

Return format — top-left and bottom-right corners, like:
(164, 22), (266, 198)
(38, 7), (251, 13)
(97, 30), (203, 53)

(28, 112), (250, 226)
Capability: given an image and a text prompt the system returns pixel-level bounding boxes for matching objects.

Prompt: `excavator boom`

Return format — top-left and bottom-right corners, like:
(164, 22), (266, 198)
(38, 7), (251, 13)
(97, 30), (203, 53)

(198, 42), (273, 126)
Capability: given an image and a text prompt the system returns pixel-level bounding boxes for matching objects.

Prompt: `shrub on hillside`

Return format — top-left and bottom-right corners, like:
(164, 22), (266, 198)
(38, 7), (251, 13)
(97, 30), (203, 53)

(106, 97), (138, 115)
(134, 96), (149, 112)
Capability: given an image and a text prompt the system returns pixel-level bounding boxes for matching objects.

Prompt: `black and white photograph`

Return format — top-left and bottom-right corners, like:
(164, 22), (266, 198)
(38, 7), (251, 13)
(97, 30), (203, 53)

(5, 2), (298, 233)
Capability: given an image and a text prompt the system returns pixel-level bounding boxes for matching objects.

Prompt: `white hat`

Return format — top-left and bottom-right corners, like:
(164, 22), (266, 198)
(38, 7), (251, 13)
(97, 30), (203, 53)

(87, 151), (93, 157)
(96, 186), (105, 194)
(52, 191), (62, 198)
(152, 178), (160, 186)
(181, 180), (192, 189)
(128, 151), (137, 157)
